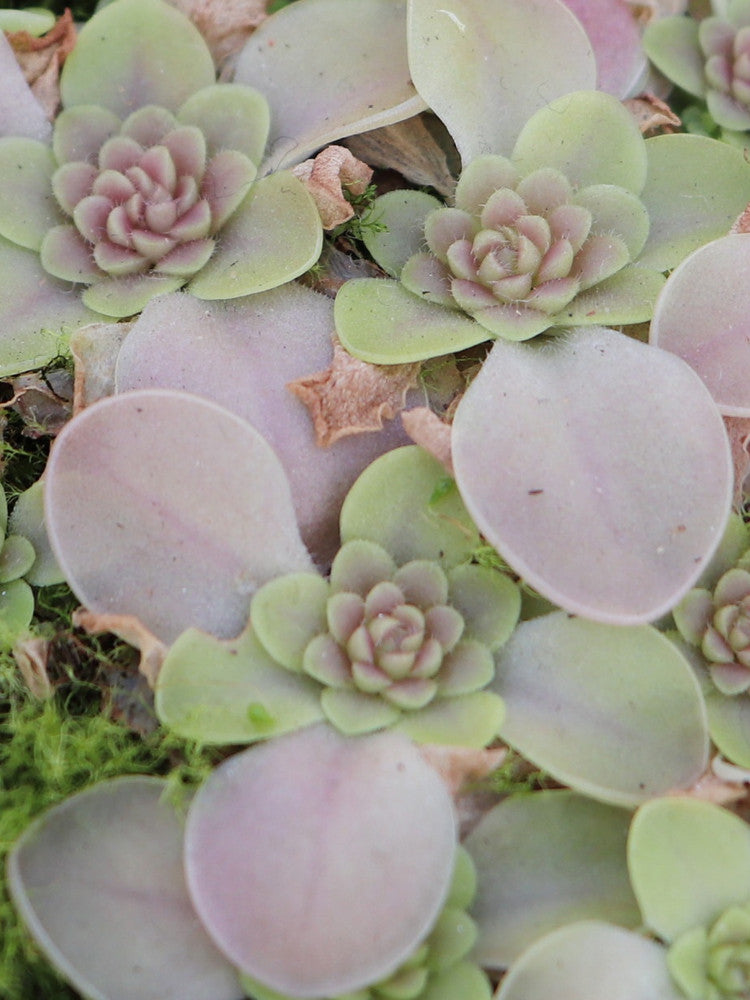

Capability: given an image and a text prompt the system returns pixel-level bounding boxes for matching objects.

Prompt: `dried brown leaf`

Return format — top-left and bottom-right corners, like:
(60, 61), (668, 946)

(13, 636), (53, 699)
(731, 203), (750, 234)
(288, 338), (420, 447)
(624, 93), (681, 135)
(71, 321), (133, 413)
(4, 370), (73, 437)
(626, 0), (688, 24)
(72, 609), (168, 688)
(344, 113), (458, 197)
(292, 146), (373, 230)
(401, 407), (453, 474)
(6, 9), (76, 120)
(724, 415), (750, 509)
(300, 241), (386, 298)
(165, 0), (267, 70)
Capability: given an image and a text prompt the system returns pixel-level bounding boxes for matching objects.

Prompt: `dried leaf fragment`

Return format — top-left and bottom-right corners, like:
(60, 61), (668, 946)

(13, 636), (53, 699)
(70, 321), (133, 413)
(288, 338), (420, 447)
(419, 743), (507, 795)
(724, 415), (750, 508)
(401, 406), (453, 474)
(6, 9), (76, 120)
(624, 93), (681, 135)
(292, 146), (373, 230)
(731, 203), (750, 235)
(72, 609), (168, 688)
(344, 113), (458, 197)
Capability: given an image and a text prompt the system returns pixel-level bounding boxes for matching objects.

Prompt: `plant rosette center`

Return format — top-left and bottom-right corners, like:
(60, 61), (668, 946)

(249, 538), (519, 739)
(668, 901), (750, 1000)
(673, 552), (750, 695)
(401, 160), (644, 340)
(47, 106), (255, 292)
(43, 105), (255, 292)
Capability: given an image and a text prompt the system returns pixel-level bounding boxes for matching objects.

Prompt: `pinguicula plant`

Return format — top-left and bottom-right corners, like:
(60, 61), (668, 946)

(643, 0), (750, 142)
(333, 0), (750, 364)
(0, 0), (324, 374)
(7, 725), (479, 1000)
(480, 796), (750, 1000)
(9, 2), (750, 999)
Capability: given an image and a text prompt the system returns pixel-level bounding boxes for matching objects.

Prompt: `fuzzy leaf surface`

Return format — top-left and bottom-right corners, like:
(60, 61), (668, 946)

(184, 725), (457, 995)
(407, 0), (596, 163)
(451, 327), (732, 623)
(44, 389), (313, 644)
(491, 612), (709, 806)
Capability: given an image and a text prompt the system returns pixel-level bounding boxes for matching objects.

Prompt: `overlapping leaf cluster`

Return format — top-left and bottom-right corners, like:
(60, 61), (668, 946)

(6, 2), (750, 1000)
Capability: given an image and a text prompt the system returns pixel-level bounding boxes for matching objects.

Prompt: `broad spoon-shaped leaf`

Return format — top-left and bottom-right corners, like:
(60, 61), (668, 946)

(184, 724), (457, 996)
(491, 612), (709, 807)
(650, 234), (750, 416)
(44, 389), (314, 644)
(234, 0), (425, 171)
(451, 326), (732, 623)
(7, 777), (242, 1000)
(115, 286), (408, 566)
(407, 0), (596, 164)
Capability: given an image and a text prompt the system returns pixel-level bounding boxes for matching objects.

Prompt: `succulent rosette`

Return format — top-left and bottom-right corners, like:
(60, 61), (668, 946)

(644, 0), (750, 137)
(247, 538), (516, 741)
(668, 901), (750, 1000)
(674, 548), (750, 695)
(0, 0), (323, 373)
(397, 153), (652, 341)
(334, 91), (672, 362)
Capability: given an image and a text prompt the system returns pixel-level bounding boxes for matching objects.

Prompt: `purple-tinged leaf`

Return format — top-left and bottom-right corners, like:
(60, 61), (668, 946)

(452, 327), (732, 623)
(234, 0), (425, 171)
(115, 285), (409, 565)
(407, 0), (596, 164)
(184, 725), (457, 995)
(44, 388), (314, 644)
(7, 777), (242, 1000)
(650, 234), (750, 416)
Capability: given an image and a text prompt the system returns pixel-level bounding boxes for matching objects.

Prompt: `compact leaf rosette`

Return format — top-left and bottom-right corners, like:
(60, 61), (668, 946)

(644, 0), (750, 139)
(0, 0), (323, 373)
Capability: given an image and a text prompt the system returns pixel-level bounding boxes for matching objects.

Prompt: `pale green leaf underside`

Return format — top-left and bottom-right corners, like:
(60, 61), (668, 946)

(155, 626), (325, 743)
(495, 922), (682, 1000)
(340, 446), (480, 569)
(465, 791), (640, 968)
(363, 190), (442, 277)
(0, 237), (101, 377)
(393, 691), (505, 747)
(493, 613), (709, 807)
(511, 90), (647, 194)
(0, 578), (34, 643)
(7, 480), (65, 587)
(0, 138), (62, 251)
(628, 797), (750, 942)
(335, 278), (489, 363)
(642, 17), (706, 99)
(60, 0), (216, 118)
(188, 171), (323, 299)
(640, 134), (750, 272)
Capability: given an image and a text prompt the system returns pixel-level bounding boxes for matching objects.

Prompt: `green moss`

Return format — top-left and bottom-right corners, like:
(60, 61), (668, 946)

(0, 666), (222, 999)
